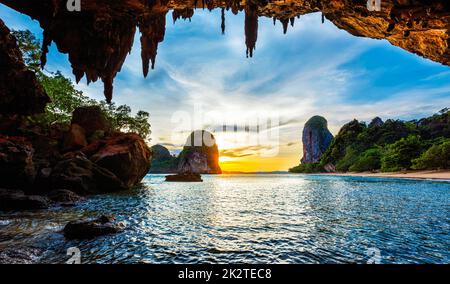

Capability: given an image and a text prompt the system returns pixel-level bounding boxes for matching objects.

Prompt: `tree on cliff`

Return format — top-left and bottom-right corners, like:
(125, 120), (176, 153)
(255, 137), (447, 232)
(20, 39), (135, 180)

(12, 30), (151, 141)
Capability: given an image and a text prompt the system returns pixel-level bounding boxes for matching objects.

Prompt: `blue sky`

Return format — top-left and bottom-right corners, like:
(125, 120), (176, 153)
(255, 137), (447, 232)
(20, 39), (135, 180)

(1, 5), (450, 171)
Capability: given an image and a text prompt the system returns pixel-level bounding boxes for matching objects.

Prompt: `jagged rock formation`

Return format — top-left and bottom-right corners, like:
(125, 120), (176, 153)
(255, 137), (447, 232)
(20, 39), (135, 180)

(369, 117), (384, 128)
(149, 144), (178, 173)
(0, 19), (49, 115)
(1, 0), (449, 102)
(178, 130), (221, 174)
(301, 116), (333, 164)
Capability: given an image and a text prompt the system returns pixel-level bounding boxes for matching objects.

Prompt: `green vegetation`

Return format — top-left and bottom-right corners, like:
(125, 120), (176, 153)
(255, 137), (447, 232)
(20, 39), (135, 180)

(348, 147), (382, 172)
(380, 135), (423, 172)
(13, 30), (151, 141)
(412, 139), (450, 170)
(290, 109), (450, 173)
(289, 163), (323, 173)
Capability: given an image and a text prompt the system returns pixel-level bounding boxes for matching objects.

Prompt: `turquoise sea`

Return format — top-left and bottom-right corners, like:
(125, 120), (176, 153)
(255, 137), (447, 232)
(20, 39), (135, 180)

(0, 174), (449, 263)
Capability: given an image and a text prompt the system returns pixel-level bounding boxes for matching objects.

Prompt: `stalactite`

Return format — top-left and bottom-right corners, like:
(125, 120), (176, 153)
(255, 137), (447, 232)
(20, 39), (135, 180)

(139, 11), (167, 78)
(290, 17), (295, 27)
(245, 2), (258, 58)
(103, 76), (113, 103)
(221, 8), (226, 35)
(40, 30), (52, 68)
(173, 8), (194, 24)
(280, 18), (289, 34)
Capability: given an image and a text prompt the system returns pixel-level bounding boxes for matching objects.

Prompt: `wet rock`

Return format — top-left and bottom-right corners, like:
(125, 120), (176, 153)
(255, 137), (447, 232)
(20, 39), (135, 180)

(87, 133), (152, 188)
(47, 189), (85, 206)
(301, 116), (333, 164)
(177, 130), (221, 174)
(0, 135), (36, 190)
(63, 123), (88, 151)
(71, 106), (111, 137)
(0, 247), (42, 264)
(165, 173), (203, 182)
(63, 215), (126, 239)
(0, 19), (49, 115)
(0, 189), (49, 211)
(51, 157), (126, 194)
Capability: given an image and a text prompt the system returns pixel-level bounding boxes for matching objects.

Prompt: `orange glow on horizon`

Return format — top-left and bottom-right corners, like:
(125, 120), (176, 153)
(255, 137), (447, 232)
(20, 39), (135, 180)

(219, 155), (299, 172)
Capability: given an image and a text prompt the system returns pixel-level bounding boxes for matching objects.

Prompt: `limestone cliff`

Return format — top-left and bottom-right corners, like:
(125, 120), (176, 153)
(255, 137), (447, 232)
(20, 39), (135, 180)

(177, 130), (221, 174)
(301, 116), (333, 164)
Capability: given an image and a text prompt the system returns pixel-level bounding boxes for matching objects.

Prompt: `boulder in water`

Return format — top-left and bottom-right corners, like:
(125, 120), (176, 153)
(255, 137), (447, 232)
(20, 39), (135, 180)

(63, 215), (126, 239)
(50, 157), (127, 194)
(87, 133), (152, 188)
(165, 173), (203, 182)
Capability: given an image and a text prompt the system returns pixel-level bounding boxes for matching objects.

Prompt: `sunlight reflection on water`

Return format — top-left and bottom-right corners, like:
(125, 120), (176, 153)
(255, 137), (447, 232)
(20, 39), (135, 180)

(0, 174), (449, 263)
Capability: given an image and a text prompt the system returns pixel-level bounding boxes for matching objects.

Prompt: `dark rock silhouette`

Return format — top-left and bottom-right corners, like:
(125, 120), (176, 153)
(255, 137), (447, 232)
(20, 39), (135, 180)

(0, 136), (36, 190)
(63, 215), (126, 239)
(369, 117), (384, 128)
(301, 116), (333, 164)
(87, 133), (152, 188)
(0, 189), (49, 211)
(46, 189), (85, 206)
(149, 144), (178, 173)
(245, 2), (258, 58)
(0, 19), (49, 115)
(165, 173), (203, 182)
(177, 130), (221, 174)
(50, 157), (127, 194)
(71, 106), (111, 137)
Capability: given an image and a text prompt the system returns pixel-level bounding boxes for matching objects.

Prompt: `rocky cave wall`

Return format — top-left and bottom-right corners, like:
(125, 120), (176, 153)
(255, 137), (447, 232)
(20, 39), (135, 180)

(0, 0), (449, 104)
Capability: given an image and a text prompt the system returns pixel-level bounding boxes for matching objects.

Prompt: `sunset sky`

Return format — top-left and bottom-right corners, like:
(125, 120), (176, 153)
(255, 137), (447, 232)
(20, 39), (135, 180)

(2, 6), (450, 172)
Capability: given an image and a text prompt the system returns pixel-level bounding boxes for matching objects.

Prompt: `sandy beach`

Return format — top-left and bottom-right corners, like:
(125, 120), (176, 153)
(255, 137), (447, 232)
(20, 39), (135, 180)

(321, 170), (450, 181)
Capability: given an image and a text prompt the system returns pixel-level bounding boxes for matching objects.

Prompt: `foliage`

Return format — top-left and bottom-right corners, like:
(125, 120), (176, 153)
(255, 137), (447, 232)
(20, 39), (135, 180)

(412, 139), (450, 170)
(12, 30), (41, 73)
(313, 110), (449, 173)
(12, 30), (151, 141)
(320, 119), (366, 165)
(381, 135), (423, 172)
(348, 147), (382, 172)
(289, 162), (323, 173)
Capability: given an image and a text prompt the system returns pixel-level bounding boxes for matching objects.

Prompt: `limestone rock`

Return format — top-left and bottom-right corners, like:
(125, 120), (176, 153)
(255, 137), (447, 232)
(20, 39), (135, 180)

(0, 135), (36, 189)
(301, 116), (333, 164)
(369, 117), (384, 128)
(71, 106), (111, 137)
(177, 130), (221, 174)
(63, 123), (88, 151)
(87, 133), (152, 188)
(149, 144), (178, 173)
(165, 173), (203, 182)
(0, 189), (49, 211)
(63, 215), (126, 240)
(50, 157), (127, 194)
